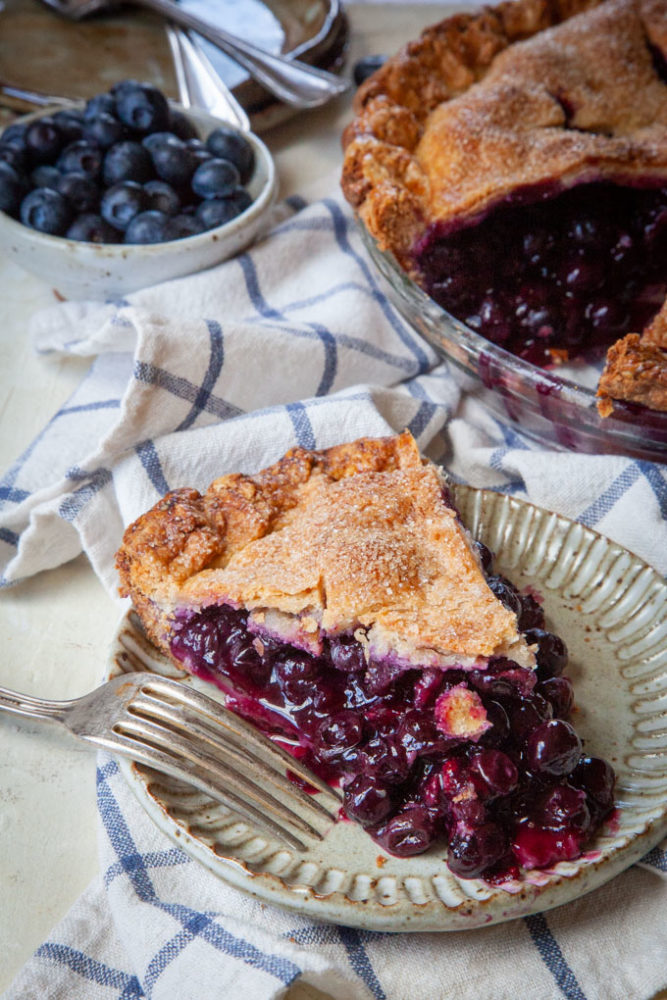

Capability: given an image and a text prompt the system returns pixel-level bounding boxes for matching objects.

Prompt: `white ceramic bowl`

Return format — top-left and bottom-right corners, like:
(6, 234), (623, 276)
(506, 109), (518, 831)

(0, 103), (277, 299)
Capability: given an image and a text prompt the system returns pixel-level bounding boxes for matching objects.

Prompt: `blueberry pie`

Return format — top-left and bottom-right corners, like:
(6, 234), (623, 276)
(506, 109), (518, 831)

(116, 433), (615, 879)
(341, 0), (667, 414)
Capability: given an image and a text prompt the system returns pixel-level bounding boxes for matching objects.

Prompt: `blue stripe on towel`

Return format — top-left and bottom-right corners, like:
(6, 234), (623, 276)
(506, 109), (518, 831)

(35, 942), (143, 996)
(525, 913), (588, 999)
(338, 927), (387, 1000)
(133, 360), (243, 421)
(176, 320), (225, 431)
(134, 440), (170, 496)
(96, 760), (302, 989)
(641, 845), (667, 871)
(286, 402), (316, 449)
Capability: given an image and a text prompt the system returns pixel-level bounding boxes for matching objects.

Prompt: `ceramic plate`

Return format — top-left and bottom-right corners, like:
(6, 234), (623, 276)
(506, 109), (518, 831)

(107, 487), (667, 931)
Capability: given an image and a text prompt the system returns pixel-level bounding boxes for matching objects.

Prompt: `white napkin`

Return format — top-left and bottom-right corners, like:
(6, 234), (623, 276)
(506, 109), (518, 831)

(2, 186), (666, 1000)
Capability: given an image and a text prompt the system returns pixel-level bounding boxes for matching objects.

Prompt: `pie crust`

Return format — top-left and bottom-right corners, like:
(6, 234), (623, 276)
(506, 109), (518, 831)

(341, 0), (667, 413)
(116, 431), (533, 672)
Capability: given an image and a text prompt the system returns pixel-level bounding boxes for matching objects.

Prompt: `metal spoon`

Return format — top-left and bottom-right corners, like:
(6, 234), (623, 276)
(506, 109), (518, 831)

(39, 0), (348, 109)
(166, 26), (250, 131)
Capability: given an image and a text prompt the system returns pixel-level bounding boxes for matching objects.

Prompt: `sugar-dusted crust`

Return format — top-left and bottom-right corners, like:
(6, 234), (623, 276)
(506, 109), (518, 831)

(596, 302), (667, 415)
(116, 432), (533, 671)
(341, 0), (667, 267)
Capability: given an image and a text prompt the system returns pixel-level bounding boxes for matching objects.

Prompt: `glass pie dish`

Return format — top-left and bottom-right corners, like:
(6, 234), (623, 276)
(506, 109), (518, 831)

(361, 228), (667, 462)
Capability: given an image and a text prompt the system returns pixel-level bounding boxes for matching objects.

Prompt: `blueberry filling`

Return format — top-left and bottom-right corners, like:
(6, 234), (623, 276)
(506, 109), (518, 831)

(414, 181), (667, 368)
(169, 553), (615, 880)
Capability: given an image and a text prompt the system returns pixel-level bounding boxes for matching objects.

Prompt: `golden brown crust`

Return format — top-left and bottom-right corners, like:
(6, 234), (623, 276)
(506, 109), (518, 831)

(597, 303), (667, 415)
(341, 0), (667, 412)
(116, 432), (532, 671)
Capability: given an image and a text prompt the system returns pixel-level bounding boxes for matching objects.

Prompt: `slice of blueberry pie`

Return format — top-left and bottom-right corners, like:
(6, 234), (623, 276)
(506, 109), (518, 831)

(341, 0), (667, 414)
(116, 432), (615, 880)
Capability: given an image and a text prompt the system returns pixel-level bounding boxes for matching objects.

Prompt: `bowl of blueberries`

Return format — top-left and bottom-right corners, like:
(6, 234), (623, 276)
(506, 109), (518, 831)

(0, 79), (277, 298)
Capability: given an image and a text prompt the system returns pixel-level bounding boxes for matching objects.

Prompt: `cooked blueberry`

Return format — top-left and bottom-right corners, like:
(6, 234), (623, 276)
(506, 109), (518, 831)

(83, 113), (125, 150)
(196, 189), (252, 229)
(143, 179), (180, 215)
(124, 210), (171, 244)
(343, 773), (394, 826)
(166, 213), (205, 239)
(537, 676), (574, 718)
(328, 635), (366, 673)
(571, 755), (616, 819)
(352, 53), (386, 86)
(51, 109), (85, 143)
(524, 719), (582, 777)
(447, 821), (508, 878)
(56, 172), (99, 213)
(103, 141), (154, 186)
(66, 212), (121, 243)
(84, 93), (116, 119)
(57, 141), (103, 180)
(169, 109), (198, 141)
(206, 127), (254, 184)
(315, 710), (363, 759)
(469, 749), (518, 799)
(533, 783), (590, 833)
(100, 180), (147, 231)
(25, 118), (65, 163)
(524, 628), (568, 679)
(191, 157), (240, 199)
(151, 138), (197, 186)
(0, 161), (27, 215)
(487, 575), (522, 618)
(115, 83), (170, 133)
(20, 187), (71, 235)
(372, 806), (434, 857)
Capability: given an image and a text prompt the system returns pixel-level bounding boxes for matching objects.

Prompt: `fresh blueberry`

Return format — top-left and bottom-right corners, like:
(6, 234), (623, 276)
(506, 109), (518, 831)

(166, 213), (205, 239)
(25, 117), (65, 163)
(142, 131), (178, 154)
(103, 141), (154, 185)
(195, 189), (251, 229)
(84, 93), (116, 119)
(151, 138), (197, 187)
(124, 209), (172, 244)
(186, 138), (212, 165)
(115, 83), (170, 133)
(51, 109), (86, 143)
(57, 141), (103, 180)
(100, 180), (147, 231)
(191, 157), (240, 199)
(205, 127), (254, 184)
(56, 172), (100, 213)
(143, 179), (180, 215)
(0, 143), (28, 172)
(66, 212), (121, 243)
(31, 164), (61, 189)
(20, 187), (71, 235)
(0, 123), (27, 146)
(169, 110), (198, 141)
(83, 113), (125, 150)
(0, 161), (27, 215)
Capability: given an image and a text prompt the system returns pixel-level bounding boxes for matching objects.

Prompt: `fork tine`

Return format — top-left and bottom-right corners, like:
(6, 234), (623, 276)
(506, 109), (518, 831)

(127, 691), (340, 823)
(102, 729), (313, 851)
(115, 712), (335, 843)
(141, 677), (338, 801)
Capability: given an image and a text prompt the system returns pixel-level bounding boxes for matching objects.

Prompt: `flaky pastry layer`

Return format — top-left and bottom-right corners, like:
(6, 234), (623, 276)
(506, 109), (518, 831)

(116, 432), (533, 671)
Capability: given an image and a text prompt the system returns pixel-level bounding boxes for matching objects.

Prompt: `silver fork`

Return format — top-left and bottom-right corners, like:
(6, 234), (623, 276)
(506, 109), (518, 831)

(0, 673), (341, 851)
(38, 0), (348, 109)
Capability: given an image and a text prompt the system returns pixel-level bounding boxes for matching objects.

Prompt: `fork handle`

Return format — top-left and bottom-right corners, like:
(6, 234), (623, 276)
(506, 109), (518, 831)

(129, 0), (348, 108)
(0, 685), (68, 723)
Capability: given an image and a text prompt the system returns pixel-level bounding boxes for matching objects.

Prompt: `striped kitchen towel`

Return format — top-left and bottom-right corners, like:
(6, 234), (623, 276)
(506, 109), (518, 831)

(1, 185), (666, 1000)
